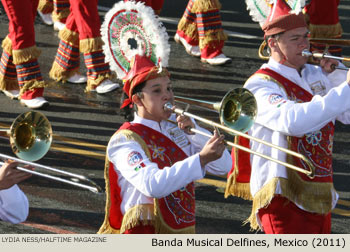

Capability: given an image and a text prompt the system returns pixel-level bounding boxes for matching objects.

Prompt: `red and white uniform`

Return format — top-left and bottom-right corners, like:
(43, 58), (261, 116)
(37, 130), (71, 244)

(244, 58), (350, 232)
(106, 113), (231, 232)
(0, 185), (29, 224)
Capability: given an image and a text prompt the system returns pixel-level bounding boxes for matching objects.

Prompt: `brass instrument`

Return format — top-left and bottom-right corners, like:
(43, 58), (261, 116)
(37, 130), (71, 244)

(302, 50), (350, 70)
(258, 40), (350, 70)
(0, 111), (102, 193)
(309, 38), (350, 47)
(258, 40), (269, 60)
(259, 38), (350, 60)
(164, 88), (315, 179)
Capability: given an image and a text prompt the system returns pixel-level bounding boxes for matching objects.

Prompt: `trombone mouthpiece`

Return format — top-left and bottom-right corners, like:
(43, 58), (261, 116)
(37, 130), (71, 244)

(164, 102), (174, 111)
(302, 50), (312, 57)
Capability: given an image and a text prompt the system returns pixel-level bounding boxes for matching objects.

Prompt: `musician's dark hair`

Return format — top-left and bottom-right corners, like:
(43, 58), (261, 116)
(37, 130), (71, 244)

(119, 81), (146, 122)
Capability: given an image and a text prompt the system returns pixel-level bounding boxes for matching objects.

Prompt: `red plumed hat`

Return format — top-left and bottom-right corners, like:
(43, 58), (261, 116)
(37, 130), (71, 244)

(120, 54), (169, 109)
(262, 0), (307, 37)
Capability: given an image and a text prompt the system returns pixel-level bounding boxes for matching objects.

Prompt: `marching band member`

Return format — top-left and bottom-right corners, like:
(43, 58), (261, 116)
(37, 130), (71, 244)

(97, 54), (232, 234)
(174, 0), (231, 65)
(303, 0), (342, 56)
(0, 0), (49, 109)
(226, 0), (350, 234)
(49, 0), (119, 94)
(37, 0), (70, 31)
(0, 161), (31, 224)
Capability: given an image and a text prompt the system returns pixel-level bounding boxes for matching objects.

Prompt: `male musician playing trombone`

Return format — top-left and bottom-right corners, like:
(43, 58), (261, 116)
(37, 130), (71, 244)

(98, 54), (231, 234)
(227, 0), (350, 234)
(0, 161), (31, 223)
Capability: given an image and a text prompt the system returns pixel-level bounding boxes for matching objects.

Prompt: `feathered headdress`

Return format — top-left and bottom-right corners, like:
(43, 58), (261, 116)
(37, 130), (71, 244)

(246, 0), (305, 26)
(101, 1), (171, 108)
(246, 0), (306, 36)
(101, 1), (170, 80)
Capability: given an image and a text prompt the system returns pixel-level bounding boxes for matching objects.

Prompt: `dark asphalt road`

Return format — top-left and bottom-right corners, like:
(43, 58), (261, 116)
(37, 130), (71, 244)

(0, 0), (350, 234)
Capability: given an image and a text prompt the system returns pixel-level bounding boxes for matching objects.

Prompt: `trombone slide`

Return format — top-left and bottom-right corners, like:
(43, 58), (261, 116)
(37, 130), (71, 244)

(0, 153), (102, 193)
(164, 103), (315, 179)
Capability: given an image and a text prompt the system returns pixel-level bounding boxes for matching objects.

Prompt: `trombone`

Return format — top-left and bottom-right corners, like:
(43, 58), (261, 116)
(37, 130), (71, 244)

(302, 50), (350, 71)
(164, 88), (315, 179)
(0, 111), (102, 193)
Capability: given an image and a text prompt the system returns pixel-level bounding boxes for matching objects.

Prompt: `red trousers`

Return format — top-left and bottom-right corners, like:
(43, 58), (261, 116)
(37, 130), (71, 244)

(124, 0), (164, 13)
(1, 0), (38, 50)
(1, 0), (44, 99)
(65, 0), (101, 39)
(258, 195), (331, 234)
(123, 225), (155, 234)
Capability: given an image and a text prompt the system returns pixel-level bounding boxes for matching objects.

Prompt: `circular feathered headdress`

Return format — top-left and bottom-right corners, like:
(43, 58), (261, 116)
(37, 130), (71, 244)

(101, 1), (170, 80)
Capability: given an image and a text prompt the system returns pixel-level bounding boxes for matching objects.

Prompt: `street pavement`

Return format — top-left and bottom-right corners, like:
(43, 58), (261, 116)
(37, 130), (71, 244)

(0, 0), (350, 234)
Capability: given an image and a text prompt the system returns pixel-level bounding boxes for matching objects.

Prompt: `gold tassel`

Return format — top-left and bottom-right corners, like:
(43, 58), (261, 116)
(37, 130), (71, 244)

(245, 178), (279, 231)
(97, 130), (152, 234)
(19, 80), (47, 96)
(49, 60), (79, 83)
(37, 0), (53, 13)
(2, 36), (12, 54)
(80, 37), (104, 54)
(120, 204), (155, 234)
(85, 72), (115, 92)
(308, 23), (343, 39)
(0, 37), (18, 91)
(245, 174), (335, 231)
(177, 18), (198, 41)
(0, 76), (18, 91)
(59, 28), (80, 47)
(225, 136), (252, 200)
(199, 30), (227, 50)
(191, 0), (221, 12)
(225, 173), (252, 200)
(12, 46), (41, 65)
(97, 153), (118, 234)
(52, 8), (70, 23)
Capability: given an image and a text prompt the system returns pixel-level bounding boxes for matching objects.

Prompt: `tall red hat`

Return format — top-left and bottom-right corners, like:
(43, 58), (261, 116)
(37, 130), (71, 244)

(262, 0), (307, 37)
(120, 54), (169, 109)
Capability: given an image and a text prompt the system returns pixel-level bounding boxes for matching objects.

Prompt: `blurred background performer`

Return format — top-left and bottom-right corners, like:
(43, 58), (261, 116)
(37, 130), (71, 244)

(98, 1), (231, 234)
(37, 0), (70, 31)
(0, 161), (32, 224)
(303, 0), (343, 56)
(49, 0), (119, 94)
(174, 0), (231, 66)
(225, 0), (350, 234)
(124, 0), (164, 15)
(0, 0), (49, 109)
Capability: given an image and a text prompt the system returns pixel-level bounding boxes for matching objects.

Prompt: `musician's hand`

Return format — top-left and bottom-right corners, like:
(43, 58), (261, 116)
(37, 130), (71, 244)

(347, 68), (350, 87)
(320, 57), (339, 73)
(177, 114), (195, 135)
(199, 129), (226, 167)
(0, 161), (32, 190)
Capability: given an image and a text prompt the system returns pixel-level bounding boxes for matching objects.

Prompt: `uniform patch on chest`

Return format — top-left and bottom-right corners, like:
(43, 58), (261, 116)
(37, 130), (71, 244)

(309, 81), (326, 96)
(167, 126), (190, 148)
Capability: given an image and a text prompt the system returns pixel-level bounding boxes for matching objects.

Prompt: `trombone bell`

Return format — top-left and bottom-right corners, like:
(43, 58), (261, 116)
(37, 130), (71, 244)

(9, 111), (52, 162)
(218, 88), (257, 133)
(175, 88), (257, 134)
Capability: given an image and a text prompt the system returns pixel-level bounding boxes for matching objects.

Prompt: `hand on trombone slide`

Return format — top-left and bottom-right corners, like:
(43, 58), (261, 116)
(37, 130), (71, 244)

(0, 160), (34, 190)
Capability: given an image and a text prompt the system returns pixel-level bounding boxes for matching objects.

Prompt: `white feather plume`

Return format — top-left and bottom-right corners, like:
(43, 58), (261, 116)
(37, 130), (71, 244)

(245, 0), (306, 27)
(101, 1), (170, 80)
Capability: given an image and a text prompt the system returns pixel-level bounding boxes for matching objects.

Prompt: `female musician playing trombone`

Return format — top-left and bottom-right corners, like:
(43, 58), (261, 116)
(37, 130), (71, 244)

(0, 161), (31, 223)
(98, 54), (231, 234)
(228, 0), (350, 234)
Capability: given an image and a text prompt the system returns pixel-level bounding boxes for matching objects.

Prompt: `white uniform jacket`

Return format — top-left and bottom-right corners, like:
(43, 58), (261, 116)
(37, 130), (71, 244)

(107, 113), (232, 216)
(245, 58), (350, 210)
(0, 185), (29, 223)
